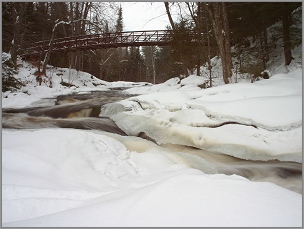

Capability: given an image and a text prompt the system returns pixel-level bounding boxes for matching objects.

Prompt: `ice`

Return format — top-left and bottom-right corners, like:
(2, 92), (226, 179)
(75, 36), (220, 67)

(100, 100), (142, 117)
(187, 95), (302, 131)
(112, 111), (302, 162)
(111, 69), (302, 162)
(2, 43), (302, 226)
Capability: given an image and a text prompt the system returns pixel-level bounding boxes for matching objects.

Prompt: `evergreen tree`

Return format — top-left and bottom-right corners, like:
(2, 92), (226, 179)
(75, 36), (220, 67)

(125, 47), (145, 82)
(116, 5), (123, 32)
(2, 53), (24, 92)
(155, 46), (183, 82)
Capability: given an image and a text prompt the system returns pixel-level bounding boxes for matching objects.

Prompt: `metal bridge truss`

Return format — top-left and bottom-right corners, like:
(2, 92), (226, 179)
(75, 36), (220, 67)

(26, 30), (198, 56)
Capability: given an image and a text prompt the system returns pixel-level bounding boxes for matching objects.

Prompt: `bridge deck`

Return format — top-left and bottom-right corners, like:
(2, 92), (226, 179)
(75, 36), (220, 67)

(26, 30), (185, 54)
(22, 30), (204, 60)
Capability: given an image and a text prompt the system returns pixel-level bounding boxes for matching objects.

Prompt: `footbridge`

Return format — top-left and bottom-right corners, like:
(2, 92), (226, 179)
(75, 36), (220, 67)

(24, 30), (199, 57)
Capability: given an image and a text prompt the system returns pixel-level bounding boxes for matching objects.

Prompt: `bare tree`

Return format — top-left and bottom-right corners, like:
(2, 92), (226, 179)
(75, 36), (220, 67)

(40, 19), (102, 76)
(207, 2), (232, 84)
(11, 2), (26, 67)
(282, 8), (293, 65)
(164, 2), (189, 77)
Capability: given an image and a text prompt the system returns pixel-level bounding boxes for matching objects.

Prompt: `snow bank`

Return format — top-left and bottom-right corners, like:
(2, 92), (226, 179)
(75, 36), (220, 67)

(181, 74), (207, 86)
(110, 69), (302, 162)
(2, 129), (302, 227)
(2, 59), (147, 109)
(188, 95), (302, 130)
(125, 77), (181, 94)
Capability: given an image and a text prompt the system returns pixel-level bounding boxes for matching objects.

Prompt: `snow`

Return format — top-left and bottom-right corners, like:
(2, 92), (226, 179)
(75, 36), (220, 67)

(110, 68), (302, 163)
(2, 63), (111, 109)
(2, 129), (302, 227)
(2, 41), (302, 226)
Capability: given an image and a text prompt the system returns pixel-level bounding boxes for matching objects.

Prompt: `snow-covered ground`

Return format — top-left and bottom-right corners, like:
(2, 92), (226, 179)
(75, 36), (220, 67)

(2, 129), (302, 227)
(2, 46), (302, 226)
(106, 68), (302, 163)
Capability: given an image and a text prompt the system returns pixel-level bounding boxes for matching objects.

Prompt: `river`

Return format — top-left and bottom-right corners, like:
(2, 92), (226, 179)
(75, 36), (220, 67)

(2, 89), (302, 194)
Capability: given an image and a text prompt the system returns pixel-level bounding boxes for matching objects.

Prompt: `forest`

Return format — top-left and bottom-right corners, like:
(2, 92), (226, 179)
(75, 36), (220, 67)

(2, 2), (302, 84)
(2, 3), (303, 226)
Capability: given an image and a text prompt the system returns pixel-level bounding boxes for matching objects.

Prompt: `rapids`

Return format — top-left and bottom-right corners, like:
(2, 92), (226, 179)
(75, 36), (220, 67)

(2, 90), (302, 194)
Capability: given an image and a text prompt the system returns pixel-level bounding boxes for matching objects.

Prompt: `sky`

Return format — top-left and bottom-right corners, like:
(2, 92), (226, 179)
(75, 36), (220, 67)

(121, 2), (174, 31)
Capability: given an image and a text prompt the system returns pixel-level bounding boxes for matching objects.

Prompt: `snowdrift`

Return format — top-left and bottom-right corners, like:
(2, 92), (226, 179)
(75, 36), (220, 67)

(3, 129), (302, 227)
(104, 69), (302, 162)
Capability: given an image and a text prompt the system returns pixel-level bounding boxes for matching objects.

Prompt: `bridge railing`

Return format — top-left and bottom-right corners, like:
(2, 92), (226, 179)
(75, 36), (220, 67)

(28, 30), (180, 54)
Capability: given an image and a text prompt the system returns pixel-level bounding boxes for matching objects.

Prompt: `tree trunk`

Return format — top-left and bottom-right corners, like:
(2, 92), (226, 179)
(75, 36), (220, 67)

(11, 3), (25, 68)
(69, 2), (75, 69)
(196, 2), (201, 76)
(164, 2), (189, 77)
(81, 2), (91, 35)
(203, 3), (212, 87)
(11, 3), (18, 67)
(221, 2), (233, 82)
(196, 59), (200, 76)
(260, 34), (266, 70)
(164, 2), (176, 30)
(42, 40), (54, 75)
(282, 9), (293, 65)
(152, 56), (156, 84)
(263, 28), (269, 63)
(41, 22), (58, 75)
(208, 2), (232, 84)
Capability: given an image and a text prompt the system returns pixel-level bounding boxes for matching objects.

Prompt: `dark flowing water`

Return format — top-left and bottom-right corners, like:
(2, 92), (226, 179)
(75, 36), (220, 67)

(2, 90), (133, 134)
(2, 90), (302, 194)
